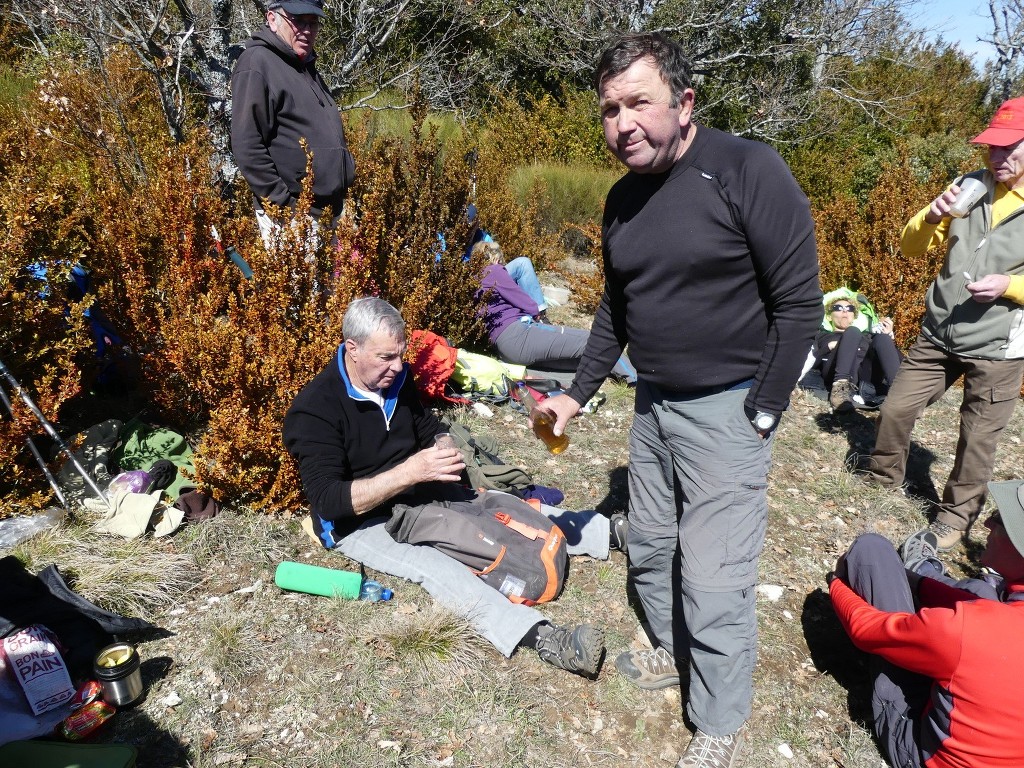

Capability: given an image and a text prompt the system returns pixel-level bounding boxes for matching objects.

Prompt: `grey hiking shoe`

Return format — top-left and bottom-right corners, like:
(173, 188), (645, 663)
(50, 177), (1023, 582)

(614, 646), (680, 689)
(535, 623), (605, 677)
(829, 378), (855, 413)
(901, 527), (947, 577)
(609, 513), (629, 556)
(676, 727), (746, 768)
(901, 526), (938, 564)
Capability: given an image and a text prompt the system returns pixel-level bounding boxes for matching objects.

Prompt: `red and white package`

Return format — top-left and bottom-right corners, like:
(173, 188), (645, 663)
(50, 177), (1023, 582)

(1, 624), (76, 715)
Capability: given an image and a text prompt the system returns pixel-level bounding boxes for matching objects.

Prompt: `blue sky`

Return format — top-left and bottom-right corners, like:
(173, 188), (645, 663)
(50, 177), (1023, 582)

(912, 0), (996, 65)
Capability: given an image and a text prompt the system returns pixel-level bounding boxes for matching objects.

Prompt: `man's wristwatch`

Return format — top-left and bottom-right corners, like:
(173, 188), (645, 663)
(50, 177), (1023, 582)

(751, 411), (777, 433)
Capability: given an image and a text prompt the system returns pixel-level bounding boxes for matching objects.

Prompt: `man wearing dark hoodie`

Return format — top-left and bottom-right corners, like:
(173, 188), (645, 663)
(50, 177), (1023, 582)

(231, 0), (355, 244)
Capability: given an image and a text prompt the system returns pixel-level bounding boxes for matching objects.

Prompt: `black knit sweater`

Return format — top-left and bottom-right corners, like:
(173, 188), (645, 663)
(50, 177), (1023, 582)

(567, 125), (822, 416)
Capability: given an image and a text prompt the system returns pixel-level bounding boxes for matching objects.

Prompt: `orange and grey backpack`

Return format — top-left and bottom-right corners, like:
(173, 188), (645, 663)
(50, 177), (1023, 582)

(384, 492), (567, 605)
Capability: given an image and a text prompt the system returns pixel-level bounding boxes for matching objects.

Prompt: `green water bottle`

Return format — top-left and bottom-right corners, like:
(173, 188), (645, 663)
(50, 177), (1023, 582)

(274, 561), (362, 598)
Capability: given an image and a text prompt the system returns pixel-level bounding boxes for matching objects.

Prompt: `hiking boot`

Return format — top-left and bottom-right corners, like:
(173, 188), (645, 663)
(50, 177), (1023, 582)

(829, 378), (855, 413)
(925, 521), (965, 551)
(901, 526), (938, 565)
(614, 646), (680, 690)
(609, 513), (629, 556)
(535, 623), (605, 677)
(677, 726), (746, 768)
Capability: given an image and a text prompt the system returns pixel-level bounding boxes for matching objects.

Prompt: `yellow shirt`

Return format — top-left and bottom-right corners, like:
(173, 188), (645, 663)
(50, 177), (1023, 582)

(901, 183), (1024, 302)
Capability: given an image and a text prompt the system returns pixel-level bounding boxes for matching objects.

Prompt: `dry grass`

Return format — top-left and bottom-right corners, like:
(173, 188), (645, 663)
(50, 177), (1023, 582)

(4, 291), (1023, 767)
(10, 523), (196, 622)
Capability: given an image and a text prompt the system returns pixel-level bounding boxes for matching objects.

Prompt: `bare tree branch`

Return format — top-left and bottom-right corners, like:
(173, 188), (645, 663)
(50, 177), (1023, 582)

(985, 0), (1024, 101)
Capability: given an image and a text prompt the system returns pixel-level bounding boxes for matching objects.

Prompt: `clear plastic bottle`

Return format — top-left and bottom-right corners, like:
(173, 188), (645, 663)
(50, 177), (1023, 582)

(514, 382), (569, 454)
(359, 580), (393, 602)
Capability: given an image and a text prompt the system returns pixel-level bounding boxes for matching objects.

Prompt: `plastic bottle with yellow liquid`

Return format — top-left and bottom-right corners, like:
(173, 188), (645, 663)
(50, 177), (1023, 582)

(514, 381), (569, 454)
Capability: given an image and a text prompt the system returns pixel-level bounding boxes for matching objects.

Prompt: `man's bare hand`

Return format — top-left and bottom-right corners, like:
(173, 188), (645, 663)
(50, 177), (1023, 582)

(404, 446), (466, 484)
(967, 273), (1011, 303)
(543, 393), (585, 436)
(350, 446), (466, 515)
(924, 186), (959, 224)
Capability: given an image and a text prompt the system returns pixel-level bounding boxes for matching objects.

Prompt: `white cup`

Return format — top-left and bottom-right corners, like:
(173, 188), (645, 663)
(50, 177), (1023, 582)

(948, 177), (986, 218)
(433, 433), (456, 450)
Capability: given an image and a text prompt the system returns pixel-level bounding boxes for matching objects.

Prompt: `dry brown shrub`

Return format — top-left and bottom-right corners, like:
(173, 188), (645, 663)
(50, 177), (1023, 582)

(0, 68), (99, 514)
(813, 153), (949, 349)
(1, 67), (610, 514)
(194, 100), (515, 510)
(556, 221), (605, 315)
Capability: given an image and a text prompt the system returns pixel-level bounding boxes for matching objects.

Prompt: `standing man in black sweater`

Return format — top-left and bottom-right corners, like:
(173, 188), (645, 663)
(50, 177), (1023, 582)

(231, 0), (355, 246)
(544, 33), (821, 768)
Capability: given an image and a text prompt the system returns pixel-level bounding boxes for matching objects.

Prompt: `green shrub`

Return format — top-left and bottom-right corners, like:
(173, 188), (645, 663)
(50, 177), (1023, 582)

(509, 163), (619, 233)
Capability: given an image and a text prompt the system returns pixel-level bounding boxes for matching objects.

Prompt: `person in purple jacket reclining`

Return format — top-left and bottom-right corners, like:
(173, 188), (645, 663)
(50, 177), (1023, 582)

(473, 241), (637, 384)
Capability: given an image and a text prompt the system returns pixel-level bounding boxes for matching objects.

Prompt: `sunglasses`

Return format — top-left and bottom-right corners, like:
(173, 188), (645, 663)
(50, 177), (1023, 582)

(275, 10), (321, 29)
(829, 304), (856, 313)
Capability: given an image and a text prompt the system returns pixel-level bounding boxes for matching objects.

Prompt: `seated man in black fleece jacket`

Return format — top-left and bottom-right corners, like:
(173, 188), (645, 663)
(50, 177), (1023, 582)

(283, 297), (616, 677)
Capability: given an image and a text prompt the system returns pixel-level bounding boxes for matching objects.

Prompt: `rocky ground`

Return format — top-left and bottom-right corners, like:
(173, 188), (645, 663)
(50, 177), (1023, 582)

(6, 291), (1023, 768)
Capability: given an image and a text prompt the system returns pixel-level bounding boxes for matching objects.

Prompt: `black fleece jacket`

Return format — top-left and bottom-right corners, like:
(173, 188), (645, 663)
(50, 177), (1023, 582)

(230, 27), (355, 218)
(283, 351), (464, 546)
(567, 125), (822, 417)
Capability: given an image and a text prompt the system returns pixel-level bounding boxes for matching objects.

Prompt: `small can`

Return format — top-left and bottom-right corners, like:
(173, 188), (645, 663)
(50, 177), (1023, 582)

(69, 679), (104, 710)
(57, 699), (116, 741)
(94, 642), (144, 707)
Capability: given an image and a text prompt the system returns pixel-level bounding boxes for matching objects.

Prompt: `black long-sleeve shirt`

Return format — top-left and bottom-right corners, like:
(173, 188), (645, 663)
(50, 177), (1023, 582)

(567, 125), (822, 416)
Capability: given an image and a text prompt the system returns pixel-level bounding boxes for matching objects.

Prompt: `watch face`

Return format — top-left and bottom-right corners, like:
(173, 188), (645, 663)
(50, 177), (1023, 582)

(755, 414), (775, 430)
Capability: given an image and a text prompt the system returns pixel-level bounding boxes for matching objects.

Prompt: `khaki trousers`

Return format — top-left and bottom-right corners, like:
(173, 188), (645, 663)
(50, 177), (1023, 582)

(866, 335), (1024, 531)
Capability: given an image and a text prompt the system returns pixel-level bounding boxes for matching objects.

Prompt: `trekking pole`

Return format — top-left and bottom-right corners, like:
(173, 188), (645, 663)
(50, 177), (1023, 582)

(0, 380), (70, 513)
(0, 358), (111, 509)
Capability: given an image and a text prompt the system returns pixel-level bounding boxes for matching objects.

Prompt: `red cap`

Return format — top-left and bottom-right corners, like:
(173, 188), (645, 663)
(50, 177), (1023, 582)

(971, 97), (1024, 146)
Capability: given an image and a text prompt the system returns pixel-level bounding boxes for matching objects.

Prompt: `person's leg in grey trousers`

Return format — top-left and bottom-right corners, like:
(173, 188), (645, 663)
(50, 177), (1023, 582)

(336, 506), (609, 656)
(841, 533), (928, 768)
(494, 320), (636, 382)
(627, 381), (769, 735)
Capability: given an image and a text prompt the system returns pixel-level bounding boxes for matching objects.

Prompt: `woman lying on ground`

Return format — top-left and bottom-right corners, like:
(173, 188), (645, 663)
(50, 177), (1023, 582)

(474, 241), (636, 384)
(815, 297), (903, 413)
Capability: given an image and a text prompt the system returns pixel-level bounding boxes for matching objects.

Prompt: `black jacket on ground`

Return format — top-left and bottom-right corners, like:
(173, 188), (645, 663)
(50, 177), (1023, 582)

(230, 27), (355, 218)
(567, 125), (822, 417)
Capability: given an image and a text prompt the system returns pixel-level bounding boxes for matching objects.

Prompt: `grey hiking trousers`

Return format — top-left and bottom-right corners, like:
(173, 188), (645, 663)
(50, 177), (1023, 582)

(626, 380), (772, 736)
(336, 496), (610, 657)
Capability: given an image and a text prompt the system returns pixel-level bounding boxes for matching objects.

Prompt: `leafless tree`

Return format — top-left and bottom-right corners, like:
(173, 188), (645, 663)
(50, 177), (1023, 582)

(986, 0), (1024, 101)
(10, 0), (475, 181)
(475, 0), (926, 141)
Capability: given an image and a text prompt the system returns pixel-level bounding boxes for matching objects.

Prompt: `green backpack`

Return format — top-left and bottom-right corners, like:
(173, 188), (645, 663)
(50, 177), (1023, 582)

(440, 420), (533, 492)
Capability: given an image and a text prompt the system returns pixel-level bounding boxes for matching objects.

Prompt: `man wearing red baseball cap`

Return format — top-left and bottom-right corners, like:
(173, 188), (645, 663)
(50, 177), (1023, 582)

(862, 97), (1024, 555)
